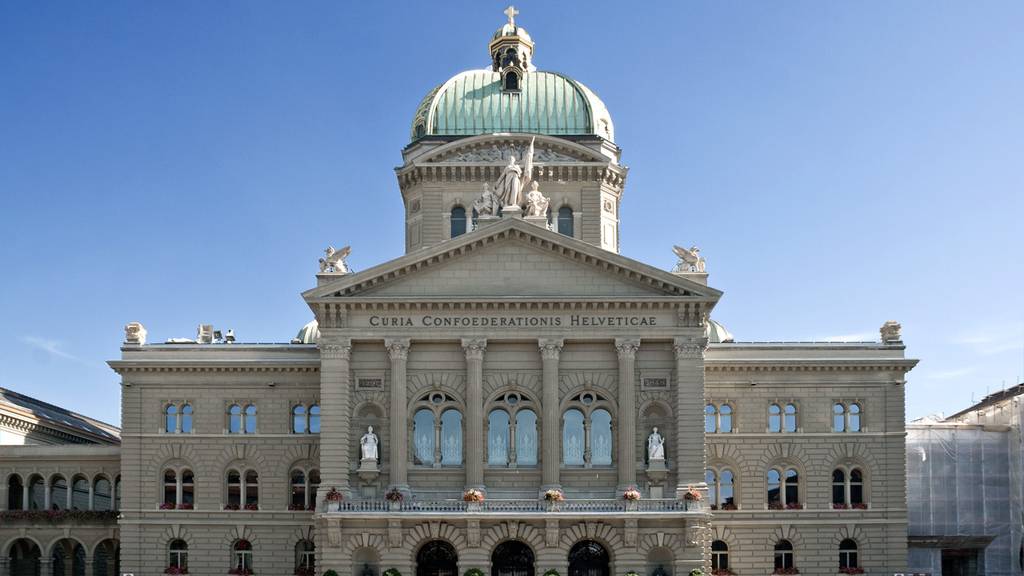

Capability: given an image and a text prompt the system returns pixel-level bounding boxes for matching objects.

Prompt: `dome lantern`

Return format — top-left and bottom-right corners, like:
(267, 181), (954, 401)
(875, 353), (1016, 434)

(489, 5), (535, 91)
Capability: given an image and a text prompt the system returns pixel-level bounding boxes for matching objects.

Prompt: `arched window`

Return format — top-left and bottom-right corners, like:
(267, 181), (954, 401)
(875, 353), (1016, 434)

(417, 540), (458, 576)
(309, 404), (321, 433)
(181, 469), (194, 507)
(291, 470), (307, 510)
(768, 404), (782, 432)
(115, 475), (121, 510)
(515, 409), (538, 466)
(833, 467), (866, 508)
(720, 404), (733, 432)
(245, 470), (259, 509)
(774, 540), (794, 571)
(169, 539), (188, 571)
(296, 539), (316, 573)
(834, 402), (862, 432)
(71, 475), (89, 510)
(706, 468), (736, 510)
(7, 474), (24, 510)
(293, 405), (307, 434)
(839, 539), (858, 570)
(414, 123), (426, 139)
(28, 474), (45, 510)
(591, 409), (612, 465)
(568, 540), (609, 576)
(165, 404), (178, 433)
(49, 474), (67, 510)
(487, 392), (539, 468)
(181, 404), (193, 433)
(563, 409), (585, 465)
(413, 408), (436, 465)
(562, 392), (614, 467)
(245, 404), (257, 434)
(413, 393), (463, 467)
(227, 470), (242, 509)
(492, 540), (534, 576)
(440, 409), (463, 465)
(706, 403), (733, 433)
(228, 404), (242, 434)
(309, 469), (320, 506)
(503, 71), (520, 91)
(784, 403), (798, 432)
(767, 466), (801, 509)
(832, 469), (846, 506)
(557, 206), (574, 236)
(94, 477), (112, 511)
(488, 409), (511, 466)
(711, 541), (729, 572)
(163, 470), (177, 506)
(705, 404), (717, 433)
(451, 206), (467, 238)
(232, 540), (253, 573)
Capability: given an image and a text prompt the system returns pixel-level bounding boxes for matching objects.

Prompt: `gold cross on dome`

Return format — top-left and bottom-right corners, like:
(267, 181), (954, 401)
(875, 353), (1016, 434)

(504, 5), (519, 27)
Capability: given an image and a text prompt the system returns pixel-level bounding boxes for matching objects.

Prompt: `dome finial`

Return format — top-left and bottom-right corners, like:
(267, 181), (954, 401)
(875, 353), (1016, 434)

(503, 5), (519, 27)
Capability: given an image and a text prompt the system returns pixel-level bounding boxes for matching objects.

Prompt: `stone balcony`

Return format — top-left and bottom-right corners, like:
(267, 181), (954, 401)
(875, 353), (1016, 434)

(321, 498), (706, 519)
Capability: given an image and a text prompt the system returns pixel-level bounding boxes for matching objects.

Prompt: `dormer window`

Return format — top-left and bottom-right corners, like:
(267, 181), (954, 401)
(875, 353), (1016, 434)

(503, 70), (520, 91)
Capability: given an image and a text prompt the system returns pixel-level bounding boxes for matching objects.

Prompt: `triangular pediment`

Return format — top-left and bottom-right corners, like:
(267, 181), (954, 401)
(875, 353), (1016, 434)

(304, 219), (721, 303)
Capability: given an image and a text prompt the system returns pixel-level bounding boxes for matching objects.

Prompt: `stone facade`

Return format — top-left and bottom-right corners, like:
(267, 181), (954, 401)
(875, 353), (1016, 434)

(1, 8), (919, 576)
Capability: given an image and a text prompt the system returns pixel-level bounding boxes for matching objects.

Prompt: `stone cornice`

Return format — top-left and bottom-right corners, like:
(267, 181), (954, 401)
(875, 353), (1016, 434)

(397, 163), (627, 193)
(0, 413), (101, 445)
(108, 361), (319, 374)
(705, 359), (919, 373)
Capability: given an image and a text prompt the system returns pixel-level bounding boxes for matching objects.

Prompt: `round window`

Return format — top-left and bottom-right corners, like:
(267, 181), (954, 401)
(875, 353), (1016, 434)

(431, 393), (444, 405)
(506, 393), (519, 405)
(581, 393), (595, 406)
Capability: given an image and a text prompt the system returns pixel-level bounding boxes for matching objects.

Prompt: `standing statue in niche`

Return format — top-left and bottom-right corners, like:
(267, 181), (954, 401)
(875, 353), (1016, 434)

(492, 137), (535, 207)
(524, 181), (549, 217)
(647, 427), (665, 461)
(360, 426), (379, 461)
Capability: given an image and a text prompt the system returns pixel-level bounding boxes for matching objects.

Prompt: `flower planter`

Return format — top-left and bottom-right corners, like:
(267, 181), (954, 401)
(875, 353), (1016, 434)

(389, 500), (402, 511)
(327, 501), (341, 512)
(625, 500), (639, 512)
(467, 502), (483, 512)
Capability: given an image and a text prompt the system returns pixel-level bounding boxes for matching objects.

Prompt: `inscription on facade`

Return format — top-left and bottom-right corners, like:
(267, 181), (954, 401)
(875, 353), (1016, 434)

(365, 315), (660, 328)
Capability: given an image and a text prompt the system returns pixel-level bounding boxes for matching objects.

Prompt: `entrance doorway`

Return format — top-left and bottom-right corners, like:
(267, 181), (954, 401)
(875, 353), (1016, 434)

(416, 541), (458, 576)
(941, 549), (979, 576)
(568, 541), (609, 576)
(491, 541), (535, 576)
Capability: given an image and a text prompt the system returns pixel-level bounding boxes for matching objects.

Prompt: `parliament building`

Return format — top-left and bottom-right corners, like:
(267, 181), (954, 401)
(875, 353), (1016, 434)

(0, 9), (918, 576)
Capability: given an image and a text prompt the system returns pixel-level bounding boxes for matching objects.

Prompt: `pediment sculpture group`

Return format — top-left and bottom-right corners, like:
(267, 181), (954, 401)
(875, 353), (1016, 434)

(358, 425), (666, 465)
(472, 136), (551, 219)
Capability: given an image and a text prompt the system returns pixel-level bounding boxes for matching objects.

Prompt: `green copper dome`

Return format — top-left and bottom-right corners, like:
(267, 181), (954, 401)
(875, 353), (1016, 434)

(411, 70), (614, 142)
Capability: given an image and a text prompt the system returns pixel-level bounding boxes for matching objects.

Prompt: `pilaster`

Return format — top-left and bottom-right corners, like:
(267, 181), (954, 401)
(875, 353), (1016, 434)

(386, 338), (411, 492)
(674, 335), (708, 497)
(462, 338), (487, 490)
(319, 339), (353, 500)
(539, 338), (563, 491)
(615, 338), (640, 490)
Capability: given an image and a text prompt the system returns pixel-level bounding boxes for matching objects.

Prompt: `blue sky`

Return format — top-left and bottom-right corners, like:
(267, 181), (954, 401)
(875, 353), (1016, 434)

(1, 1), (1021, 427)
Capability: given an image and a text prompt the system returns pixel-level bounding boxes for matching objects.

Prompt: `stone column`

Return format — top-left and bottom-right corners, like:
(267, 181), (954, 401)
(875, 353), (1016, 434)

(462, 338), (487, 490)
(615, 338), (640, 490)
(319, 339), (353, 501)
(674, 336), (708, 497)
(539, 339), (563, 491)
(386, 339), (411, 492)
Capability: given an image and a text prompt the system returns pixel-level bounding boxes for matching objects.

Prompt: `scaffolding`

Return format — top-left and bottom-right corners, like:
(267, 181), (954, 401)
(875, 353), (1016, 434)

(906, 421), (1022, 575)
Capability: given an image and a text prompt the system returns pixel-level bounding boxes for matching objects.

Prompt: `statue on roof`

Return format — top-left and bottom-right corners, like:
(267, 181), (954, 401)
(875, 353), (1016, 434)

(493, 136), (535, 207)
(672, 245), (706, 273)
(473, 183), (501, 217)
(524, 181), (549, 218)
(319, 245), (352, 274)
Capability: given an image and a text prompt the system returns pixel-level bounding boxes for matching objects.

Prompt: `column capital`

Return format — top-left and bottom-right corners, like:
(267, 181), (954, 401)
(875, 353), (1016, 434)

(319, 339), (352, 360)
(385, 338), (411, 360)
(615, 338), (641, 359)
(461, 338), (487, 361)
(538, 338), (564, 360)
(673, 336), (708, 360)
